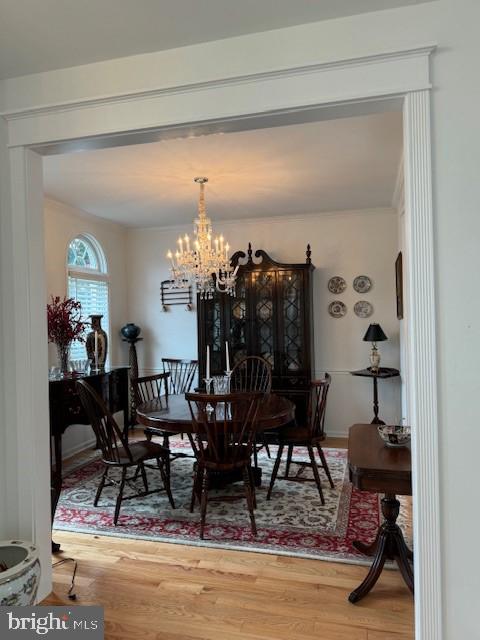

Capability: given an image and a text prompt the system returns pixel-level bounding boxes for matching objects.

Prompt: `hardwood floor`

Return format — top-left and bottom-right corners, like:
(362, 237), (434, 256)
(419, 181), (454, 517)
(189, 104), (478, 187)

(44, 435), (414, 639)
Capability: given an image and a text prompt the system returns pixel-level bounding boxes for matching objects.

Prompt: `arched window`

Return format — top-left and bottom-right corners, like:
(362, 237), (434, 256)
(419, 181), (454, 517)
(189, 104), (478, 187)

(67, 234), (109, 361)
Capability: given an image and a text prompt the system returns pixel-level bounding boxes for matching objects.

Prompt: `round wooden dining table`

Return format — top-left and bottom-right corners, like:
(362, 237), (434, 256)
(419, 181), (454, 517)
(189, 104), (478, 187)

(136, 393), (295, 434)
(136, 393), (295, 487)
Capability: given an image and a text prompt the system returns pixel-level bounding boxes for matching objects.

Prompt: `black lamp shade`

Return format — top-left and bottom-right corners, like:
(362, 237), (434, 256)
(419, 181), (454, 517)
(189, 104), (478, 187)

(363, 323), (388, 343)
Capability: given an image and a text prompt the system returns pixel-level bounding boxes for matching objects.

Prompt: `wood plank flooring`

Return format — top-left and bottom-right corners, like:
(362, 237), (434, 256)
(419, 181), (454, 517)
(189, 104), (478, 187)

(43, 435), (414, 639)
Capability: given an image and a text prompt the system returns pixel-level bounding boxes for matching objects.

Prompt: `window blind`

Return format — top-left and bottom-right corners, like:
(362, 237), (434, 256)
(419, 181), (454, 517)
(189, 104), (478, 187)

(68, 276), (109, 361)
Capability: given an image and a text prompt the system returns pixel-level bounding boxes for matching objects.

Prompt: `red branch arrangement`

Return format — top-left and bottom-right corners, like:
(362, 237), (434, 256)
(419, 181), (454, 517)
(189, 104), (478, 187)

(47, 296), (88, 347)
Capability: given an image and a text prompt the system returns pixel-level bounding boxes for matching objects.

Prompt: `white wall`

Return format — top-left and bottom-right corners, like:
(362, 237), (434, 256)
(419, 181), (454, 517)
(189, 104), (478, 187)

(127, 208), (400, 436)
(0, 118), (10, 537)
(44, 198), (129, 456)
(1, 1), (480, 634)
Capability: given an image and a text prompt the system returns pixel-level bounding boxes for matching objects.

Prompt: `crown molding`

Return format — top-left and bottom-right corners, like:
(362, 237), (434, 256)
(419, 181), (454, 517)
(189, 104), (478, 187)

(126, 207), (396, 234)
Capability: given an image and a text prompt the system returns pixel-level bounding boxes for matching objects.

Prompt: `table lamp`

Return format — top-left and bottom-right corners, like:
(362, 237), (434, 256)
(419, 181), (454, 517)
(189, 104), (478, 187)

(363, 323), (388, 372)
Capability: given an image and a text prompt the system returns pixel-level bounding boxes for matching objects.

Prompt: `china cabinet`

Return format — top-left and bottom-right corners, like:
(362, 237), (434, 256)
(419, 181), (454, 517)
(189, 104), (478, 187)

(197, 244), (315, 424)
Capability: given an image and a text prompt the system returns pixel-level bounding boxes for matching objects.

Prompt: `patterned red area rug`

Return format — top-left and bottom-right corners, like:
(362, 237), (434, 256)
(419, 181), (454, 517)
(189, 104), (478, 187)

(54, 438), (410, 564)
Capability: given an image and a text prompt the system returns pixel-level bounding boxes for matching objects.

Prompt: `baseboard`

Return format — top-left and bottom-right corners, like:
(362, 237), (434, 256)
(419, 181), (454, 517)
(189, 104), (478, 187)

(62, 437), (97, 461)
(325, 429), (349, 439)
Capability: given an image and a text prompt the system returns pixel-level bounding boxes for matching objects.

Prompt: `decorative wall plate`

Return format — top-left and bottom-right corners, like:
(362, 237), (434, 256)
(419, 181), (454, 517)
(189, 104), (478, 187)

(354, 300), (373, 318)
(353, 275), (372, 293)
(328, 301), (347, 318)
(328, 276), (347, 294)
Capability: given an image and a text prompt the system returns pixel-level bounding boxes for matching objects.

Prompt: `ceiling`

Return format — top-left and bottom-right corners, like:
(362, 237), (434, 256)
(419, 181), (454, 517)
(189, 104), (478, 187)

(43, 111), (403, 228)
(1, 0), (428, 80)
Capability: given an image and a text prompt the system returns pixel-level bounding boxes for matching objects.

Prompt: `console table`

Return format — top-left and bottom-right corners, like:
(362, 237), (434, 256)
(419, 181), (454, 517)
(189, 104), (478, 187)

(350, 367), (400, 424)
(348, 423), (413, 603)
(49, 366), (129, 548)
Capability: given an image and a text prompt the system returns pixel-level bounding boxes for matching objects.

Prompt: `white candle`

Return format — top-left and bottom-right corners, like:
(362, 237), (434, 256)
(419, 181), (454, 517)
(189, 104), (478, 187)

(94, 331), (99, 367)
(206, 345), (210, 380)
(225, 341), (230, 373)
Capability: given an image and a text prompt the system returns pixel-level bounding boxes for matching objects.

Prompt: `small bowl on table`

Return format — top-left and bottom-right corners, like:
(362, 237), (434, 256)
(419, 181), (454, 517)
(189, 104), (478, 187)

(377, 424), (411, 448)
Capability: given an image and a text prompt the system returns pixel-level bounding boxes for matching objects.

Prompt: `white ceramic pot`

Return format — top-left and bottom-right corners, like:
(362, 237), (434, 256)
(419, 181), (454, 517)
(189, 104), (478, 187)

(0, 540), (41, 606)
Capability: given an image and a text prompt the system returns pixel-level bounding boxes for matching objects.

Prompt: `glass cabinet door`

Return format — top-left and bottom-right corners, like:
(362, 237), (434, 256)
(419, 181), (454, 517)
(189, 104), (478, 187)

(278, 270), (304, 375)
(250, 270), (276, 369)
(204, 297), (223, 374)
(227, 271), (248, 367)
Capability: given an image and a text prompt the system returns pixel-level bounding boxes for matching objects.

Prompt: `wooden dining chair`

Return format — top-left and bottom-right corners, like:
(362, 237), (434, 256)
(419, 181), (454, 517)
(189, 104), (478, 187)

(266, 374), (334, 505)
(230, 356), (272, 464)
(162, 358), (198, 394)
(185, 391), (263, 539)
(229, 356), (272, 394)
(77, 379), (175, 525)
(133, 372), (173, 468)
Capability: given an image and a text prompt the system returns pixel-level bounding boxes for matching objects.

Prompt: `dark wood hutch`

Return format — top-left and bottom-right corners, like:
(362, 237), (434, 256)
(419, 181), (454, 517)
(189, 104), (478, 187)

(197, 244), (315, 424)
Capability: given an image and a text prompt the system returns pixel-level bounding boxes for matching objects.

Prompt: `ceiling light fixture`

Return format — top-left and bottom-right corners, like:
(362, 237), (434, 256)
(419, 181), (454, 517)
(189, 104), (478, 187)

(166, 177), (238, 299)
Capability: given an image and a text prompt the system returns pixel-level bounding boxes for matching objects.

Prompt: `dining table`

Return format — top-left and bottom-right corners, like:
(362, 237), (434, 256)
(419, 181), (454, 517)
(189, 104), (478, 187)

(136, 393), (295, 486)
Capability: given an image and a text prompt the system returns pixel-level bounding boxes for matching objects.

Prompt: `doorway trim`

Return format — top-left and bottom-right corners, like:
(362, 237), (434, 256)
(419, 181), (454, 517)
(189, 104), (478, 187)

(1, 44), (440, 639)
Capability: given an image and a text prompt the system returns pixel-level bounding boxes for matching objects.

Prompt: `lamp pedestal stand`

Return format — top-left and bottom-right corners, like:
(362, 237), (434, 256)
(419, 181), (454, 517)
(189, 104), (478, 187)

(122, 337), (142, 427)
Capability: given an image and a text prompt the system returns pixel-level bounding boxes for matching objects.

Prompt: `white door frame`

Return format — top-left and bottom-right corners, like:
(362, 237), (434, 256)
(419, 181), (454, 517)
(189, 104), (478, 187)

(0, 45), (441, 639)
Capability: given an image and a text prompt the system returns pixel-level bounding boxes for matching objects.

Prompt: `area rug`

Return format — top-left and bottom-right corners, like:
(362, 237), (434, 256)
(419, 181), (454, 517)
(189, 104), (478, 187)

(54, 437), (411, 565)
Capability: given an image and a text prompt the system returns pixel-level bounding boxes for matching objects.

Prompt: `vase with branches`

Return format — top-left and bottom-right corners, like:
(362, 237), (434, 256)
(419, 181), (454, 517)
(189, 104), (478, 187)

(47, 296), (88, 374)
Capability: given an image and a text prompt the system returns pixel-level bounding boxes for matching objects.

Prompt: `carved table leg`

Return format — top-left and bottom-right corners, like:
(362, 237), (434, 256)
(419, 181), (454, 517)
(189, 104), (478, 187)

(349, 493), (414, 603)
(352, 528), (380, 557)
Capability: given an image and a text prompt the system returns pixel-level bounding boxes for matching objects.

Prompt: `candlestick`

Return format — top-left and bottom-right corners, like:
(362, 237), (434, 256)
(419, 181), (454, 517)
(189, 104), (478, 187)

(225, 341), (230, 373)
(206, 345), (210, 380)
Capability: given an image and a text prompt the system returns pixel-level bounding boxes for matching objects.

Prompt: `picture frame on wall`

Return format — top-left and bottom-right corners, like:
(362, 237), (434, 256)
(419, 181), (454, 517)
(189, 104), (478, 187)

(395, 251), (404, 320)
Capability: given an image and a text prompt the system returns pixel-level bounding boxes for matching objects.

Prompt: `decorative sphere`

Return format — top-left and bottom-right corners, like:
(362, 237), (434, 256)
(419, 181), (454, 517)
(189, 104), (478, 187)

(121, 323), (141, 341)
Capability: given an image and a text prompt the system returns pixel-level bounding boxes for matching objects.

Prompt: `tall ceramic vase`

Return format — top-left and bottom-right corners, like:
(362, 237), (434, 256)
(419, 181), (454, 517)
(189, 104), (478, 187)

(86, 314), (108, 369)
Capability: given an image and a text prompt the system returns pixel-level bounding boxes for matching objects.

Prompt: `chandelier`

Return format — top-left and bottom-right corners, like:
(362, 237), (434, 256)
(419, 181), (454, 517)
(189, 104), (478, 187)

(166, 177), (238, 299)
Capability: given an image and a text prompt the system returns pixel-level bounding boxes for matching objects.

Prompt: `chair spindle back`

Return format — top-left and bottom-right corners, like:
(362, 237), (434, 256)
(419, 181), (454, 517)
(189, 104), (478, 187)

(308, 374), (331, 439)
(162, 358), (198, 394)
(77, 379), (132, 464)
(132, 372), (170, 408)
(185, 392), (262, 467)
(229, 356), (272, 394)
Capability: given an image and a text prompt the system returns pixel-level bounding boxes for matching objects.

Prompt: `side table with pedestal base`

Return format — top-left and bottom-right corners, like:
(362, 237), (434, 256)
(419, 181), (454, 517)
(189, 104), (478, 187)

(348, 423), (413, 603)
(350, 367), (400, 424)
